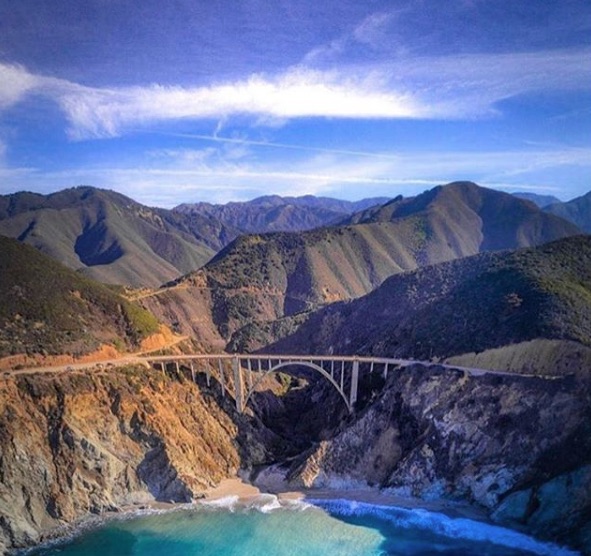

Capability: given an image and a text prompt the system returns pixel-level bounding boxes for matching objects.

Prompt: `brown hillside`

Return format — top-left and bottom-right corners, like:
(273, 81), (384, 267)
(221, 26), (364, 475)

(142, 182), (581, 350)
(266, 235), (591, 375)
(0, 187), (239, 287)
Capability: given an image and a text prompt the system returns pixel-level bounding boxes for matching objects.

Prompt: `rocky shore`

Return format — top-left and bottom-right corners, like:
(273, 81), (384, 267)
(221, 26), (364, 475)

(1, 363), (589, 554)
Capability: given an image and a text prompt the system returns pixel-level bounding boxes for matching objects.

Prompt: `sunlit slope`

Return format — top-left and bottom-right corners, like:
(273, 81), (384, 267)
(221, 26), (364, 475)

(0, 187), (238, 287)
(268, 235), (591, 375)
(145, 182), (581, 347)
(344, 181), (580, 250)
(0, 235), (161, 358)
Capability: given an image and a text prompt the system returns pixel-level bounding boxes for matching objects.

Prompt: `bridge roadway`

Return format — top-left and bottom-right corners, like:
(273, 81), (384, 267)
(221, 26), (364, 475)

(142, 353), (503, 414)
(4, 353), (538, 414)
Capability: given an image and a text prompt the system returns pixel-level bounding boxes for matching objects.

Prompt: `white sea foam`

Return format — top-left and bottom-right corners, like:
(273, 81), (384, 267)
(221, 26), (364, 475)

(245, 493), (283, 513)
(311, 499), (581, 556)
(280, 497), (313, 512)
(199, 495), (240, 511)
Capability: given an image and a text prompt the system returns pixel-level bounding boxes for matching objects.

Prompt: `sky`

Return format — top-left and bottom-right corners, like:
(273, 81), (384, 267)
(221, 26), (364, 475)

(0, 0), (590, 207)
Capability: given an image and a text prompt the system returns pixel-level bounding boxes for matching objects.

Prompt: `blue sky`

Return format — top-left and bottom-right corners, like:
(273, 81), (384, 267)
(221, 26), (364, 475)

(0, 0), (590, 207)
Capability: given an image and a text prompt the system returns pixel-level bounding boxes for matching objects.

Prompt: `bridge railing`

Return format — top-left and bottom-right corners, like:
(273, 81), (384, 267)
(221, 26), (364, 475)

(145, 353), (411, 414)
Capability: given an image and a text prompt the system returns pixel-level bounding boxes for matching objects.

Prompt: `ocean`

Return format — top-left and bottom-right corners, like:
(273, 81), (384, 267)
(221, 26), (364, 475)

(22, 495), (578, 556)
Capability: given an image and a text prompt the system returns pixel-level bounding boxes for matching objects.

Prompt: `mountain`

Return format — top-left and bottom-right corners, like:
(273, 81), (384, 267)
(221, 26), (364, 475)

(267, 235), (591, 375)
(142, 182), (581, 350)
(511, 192), (561, 208)
(174, 194), (390, 233)
(341, 182), (577, 251)
(0, 187), (239, 287)
(0, 234), (163, 359)
(544, 190), (591, 233)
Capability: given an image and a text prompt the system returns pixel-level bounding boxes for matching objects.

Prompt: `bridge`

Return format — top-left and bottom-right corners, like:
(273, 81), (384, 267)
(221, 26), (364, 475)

(145, 354), (410, 413)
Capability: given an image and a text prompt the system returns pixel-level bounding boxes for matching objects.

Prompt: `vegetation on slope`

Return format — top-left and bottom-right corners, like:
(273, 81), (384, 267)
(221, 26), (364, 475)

(157, 182), (581, 348)
(544, 190), (591, 233)
(342, 181), (580, 251)
(0, 235), (160, 357)
(267, 235), (591, 372)
(0, 186), (239, 287)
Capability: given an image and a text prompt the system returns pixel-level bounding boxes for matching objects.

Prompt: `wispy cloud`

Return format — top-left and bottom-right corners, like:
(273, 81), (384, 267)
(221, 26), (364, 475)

(52, 47), (591, 137)
(0, 63), (44, 109)
(3, 143), (585, 206)
(57, 67), (420, 139)
(1, 42), (589, 140)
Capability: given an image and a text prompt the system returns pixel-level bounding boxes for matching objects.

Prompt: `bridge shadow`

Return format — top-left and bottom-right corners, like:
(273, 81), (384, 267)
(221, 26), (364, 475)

(153, 359), (391, 497)
(160, 360), (353, 463)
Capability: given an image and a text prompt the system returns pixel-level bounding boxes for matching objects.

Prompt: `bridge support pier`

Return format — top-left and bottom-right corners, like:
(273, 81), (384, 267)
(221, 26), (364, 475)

(350, 358), (359, 408)
(233, 357), (243, 413)
(218, 359), (225, 397)
(205, 359), (210, 387)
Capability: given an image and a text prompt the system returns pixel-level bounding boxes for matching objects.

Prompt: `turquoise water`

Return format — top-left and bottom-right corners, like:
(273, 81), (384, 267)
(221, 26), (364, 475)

(24, 496), (578, 556)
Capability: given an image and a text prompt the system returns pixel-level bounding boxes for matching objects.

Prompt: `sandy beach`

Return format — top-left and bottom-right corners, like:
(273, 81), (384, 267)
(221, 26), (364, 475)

(202, 476), (489, 522)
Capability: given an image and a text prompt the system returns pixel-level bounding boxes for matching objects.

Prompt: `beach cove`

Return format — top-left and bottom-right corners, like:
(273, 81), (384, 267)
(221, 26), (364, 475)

(17, 479), (580, 556)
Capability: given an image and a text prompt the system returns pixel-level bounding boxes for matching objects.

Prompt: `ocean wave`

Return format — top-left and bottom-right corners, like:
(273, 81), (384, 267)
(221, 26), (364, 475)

(245, 493), (283, 513)
(199, 495), (240, 511)
(310, 499), (580, 556)
(199, 493), (312, 514)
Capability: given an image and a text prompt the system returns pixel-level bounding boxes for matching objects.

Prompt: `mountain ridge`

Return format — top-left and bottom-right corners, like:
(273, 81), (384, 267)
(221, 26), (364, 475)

(142, 181), (582, 350)
(544, 190), (591, 233)
(174, 194), (391, 234)
(265, 234), (591, 375)
(0, 186), (240, 287)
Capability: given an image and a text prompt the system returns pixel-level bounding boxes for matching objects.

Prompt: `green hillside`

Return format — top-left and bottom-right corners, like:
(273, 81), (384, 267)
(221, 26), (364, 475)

(0, 235), (161, 358)
(0, 187), (239, 287)
(145, 182), (582, 349)
(544, 191), (591, 233)
(267, 235), (591, 374)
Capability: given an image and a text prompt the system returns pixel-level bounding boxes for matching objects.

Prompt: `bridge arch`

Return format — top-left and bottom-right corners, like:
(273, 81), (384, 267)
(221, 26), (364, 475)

(242, 360), (353, 413)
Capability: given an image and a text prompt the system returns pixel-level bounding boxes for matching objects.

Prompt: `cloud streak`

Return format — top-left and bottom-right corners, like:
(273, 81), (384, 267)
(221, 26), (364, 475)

(3, 143), (587, 206)
(59, 48), (591, 138)
(1, 44), (589, 140)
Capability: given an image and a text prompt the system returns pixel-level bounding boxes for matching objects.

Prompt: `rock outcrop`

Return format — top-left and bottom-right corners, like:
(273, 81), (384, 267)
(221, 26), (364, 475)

(2, 362), (589, 554)
(286, 364), (591, 553)
(0, 366), (273, 553)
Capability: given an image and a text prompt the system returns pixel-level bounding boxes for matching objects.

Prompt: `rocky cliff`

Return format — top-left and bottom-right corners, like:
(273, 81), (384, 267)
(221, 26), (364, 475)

(0, 365), (274, 553)
(283, 364), (591, 552)
(2, 362), (590, 554)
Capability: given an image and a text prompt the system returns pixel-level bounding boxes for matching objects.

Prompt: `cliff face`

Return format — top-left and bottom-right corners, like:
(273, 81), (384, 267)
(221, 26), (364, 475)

(287, 365), (591, 552)
(2, 363), (590, 554)
(0, 366), (273, 553)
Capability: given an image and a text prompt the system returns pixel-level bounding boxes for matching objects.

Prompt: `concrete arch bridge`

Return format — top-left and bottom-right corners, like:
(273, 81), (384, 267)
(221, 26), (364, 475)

(145, 354), (408, 413)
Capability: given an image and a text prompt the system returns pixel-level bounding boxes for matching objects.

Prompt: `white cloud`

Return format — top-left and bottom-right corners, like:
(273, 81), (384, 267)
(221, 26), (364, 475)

(0, 63), (43, 109)
(57, 67), (420, 139)
(55, 47), (591, 138)
(1, 44), (590, 140)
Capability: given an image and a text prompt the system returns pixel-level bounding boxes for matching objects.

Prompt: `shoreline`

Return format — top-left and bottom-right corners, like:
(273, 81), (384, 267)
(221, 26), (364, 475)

(12, 477), (578, 556)
(202, 477), (490, 521)
(14, 477), (484, 554)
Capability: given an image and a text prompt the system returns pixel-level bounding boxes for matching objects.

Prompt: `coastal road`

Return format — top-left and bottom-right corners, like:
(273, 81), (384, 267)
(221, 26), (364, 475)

(3, 348), (559, 382)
